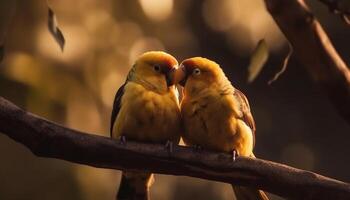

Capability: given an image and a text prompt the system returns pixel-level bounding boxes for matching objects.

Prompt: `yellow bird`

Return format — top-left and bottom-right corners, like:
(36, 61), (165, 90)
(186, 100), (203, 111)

(177, 57), (269, 200)
(110, 51), (182, 200)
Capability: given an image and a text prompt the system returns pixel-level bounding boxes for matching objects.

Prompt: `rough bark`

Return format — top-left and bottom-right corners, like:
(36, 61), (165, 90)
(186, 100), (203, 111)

(264, 0), (350, 123)
(0, 96), (350, 199)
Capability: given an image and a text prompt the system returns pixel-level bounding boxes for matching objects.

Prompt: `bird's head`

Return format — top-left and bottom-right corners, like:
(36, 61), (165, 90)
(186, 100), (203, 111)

(131, 51), (178, 92)
(176, 57), (230, 96)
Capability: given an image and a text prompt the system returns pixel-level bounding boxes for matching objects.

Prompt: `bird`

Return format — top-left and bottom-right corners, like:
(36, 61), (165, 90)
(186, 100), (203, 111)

(177, 57), (269, 200)
(110, 51), (182, 200)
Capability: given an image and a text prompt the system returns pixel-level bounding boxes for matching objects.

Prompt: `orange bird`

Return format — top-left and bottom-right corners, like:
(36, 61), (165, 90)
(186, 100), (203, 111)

(110, 51), (182, 200)
(177, 57), (269, 200)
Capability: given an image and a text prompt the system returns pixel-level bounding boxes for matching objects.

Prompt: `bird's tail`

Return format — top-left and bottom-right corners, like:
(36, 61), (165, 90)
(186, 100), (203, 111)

(232, 185), (269, 200)
(117, 171), (154, 200)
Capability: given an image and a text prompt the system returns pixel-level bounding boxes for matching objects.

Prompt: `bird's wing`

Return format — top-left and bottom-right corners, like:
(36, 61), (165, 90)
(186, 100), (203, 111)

(233, 89), (256, 146)
(110, 82), (127, 137)
(110, 66), (136, 137)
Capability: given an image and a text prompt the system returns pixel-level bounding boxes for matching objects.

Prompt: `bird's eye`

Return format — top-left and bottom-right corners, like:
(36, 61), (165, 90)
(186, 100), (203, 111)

(153, 64), (161, 72)
(193, 68), (201, 76)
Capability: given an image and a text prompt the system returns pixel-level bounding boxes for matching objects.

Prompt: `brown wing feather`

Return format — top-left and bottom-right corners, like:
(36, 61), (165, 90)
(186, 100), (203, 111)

(110, 66), (136, 137)
(234, 89), (256, 146)
(110, 83), (127, 137)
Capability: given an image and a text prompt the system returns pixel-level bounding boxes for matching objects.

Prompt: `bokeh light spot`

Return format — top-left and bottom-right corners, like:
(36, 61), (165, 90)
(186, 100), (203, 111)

(129, 37), (165, 65)
(36, 24), (91, 64)
(139, 0), (174, 22)
(202, 0), (237, 32)
(100, 71), (125, 107)
(66, 87), (101, 134)
(4, 53), (41, 87)
(203, 0), (286, 54)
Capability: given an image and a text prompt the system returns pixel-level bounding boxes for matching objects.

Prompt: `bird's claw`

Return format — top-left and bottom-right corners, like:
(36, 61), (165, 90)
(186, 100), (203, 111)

(165, 140), (174, 155)
(232, 149), (239, 161)
(119, 136), (127, 145)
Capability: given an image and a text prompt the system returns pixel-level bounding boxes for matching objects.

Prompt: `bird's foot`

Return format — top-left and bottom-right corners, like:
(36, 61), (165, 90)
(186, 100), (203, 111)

(165, 140), (174, 155)
(232, 149), (239, 161)
(119, 136), (127, 145)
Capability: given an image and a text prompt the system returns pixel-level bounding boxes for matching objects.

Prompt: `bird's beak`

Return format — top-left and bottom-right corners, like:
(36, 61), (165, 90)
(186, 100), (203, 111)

(166, 67), (176, 87)
(174, 64), (187, 87)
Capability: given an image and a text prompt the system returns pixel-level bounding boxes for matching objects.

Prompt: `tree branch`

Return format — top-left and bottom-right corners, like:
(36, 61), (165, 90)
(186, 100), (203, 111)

(318, 0), (350, 15)
(0, 96), (349, 199)
(264, 0), (350, 123)
(318, 0), (350, 25)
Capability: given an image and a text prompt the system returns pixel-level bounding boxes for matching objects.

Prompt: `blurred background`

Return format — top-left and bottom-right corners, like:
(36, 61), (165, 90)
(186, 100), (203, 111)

(0, 0), (349, 199)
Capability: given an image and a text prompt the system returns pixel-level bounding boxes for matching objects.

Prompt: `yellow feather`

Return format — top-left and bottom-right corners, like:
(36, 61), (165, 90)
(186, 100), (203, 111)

(181, 90), (254, 154)
(179, 56), (267, 200)
(113, 82), (181, 143)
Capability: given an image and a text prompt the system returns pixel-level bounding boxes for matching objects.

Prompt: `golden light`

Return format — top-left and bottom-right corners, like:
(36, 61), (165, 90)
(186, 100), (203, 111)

(139, 0), (174, 22)
(66, 87), (102, 134)
(4, 53), (41, 87)
(128, 37), (165, 65)
(100, 71), (126, 107)
(115, 21), (143, 57)
(202, 0), (237, 32)
(202, 0), (286, 54)
(36, 24), (91, 64)
(226, 25), (255, 56)
(84, 9), (112, 32)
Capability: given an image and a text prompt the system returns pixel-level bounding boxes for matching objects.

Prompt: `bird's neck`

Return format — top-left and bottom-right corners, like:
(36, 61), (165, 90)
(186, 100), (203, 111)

(131, 76), (169, 94)
(184, 81), (234, 102)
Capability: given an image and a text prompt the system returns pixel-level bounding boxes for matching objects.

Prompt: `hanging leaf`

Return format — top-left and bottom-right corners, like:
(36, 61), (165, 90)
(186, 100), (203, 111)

(268, 43), (293, 85)
(48, 6), (65, 51)
(341, 14), (350, 25)
(247, 39), (269, 83)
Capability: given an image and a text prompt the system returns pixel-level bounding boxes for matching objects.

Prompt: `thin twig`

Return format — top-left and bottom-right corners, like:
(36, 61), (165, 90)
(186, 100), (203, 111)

(268, 42), (293, 85)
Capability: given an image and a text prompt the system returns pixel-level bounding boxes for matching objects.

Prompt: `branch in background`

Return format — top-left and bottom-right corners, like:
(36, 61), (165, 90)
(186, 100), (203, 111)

(319, 0), (350, 25)
(318, 0), (350, 13)
(264, 0), (350, 124)
(0, 96), (350, 200)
